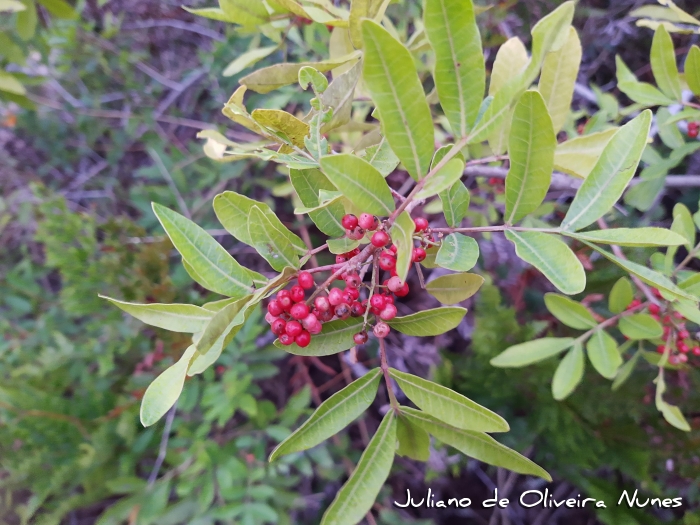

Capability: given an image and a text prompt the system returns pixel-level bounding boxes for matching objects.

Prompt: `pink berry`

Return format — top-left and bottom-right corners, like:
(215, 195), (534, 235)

(674, 311), (684, 320)
(336, 254), (348, 265)
(328, 287), (344, 306)
(413, 217), (429, 232)
(678, 329), (690, 340)
(370, 294), (386, 310)
(412, 247), (426, 263)
(678, 342), (689, 354)
(315, 296), (331, 312)
(286, 321), (303, 337)
(334, 303), (351, 319)
(371, 231), (390, 248)
(386, 276), (403, 293)
(341, 214), (358, 230)
(346, 227), (365, 240)
(278, 295), (292, 311)
(295, 331), (311, 347)
(395, 283), (410, 297)
(692, 346), (700, 356)
(353, 331), (369, 344)
(290, 302), (310, 320)
(308, 321), (323, 335)
(298, 271), (314, 289)
(290, 285), (305, 303)
(265, 312), (277, 325)
(351, 301), (366, 316)
(678, 353), (689, 363)
(648, 303), (660, 315)
(384, 294), (394, 304)
(359, 213), (378, 231)
(379, 254), (396, 271)
(345, 273), (361, 288)
(301, 313), (318, 330)
(379, 303), (397, 321)
(373, 321), (390, 338)
(268, 300), (283, 317)
(345, 286), (360, 301)
(669, 355), (680, 365)
(279, 333), (295, 346)
(271, 319), (287, 335)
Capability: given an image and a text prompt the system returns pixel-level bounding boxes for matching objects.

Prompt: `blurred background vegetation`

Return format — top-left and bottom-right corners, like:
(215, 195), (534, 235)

(1, 0), (699, 524)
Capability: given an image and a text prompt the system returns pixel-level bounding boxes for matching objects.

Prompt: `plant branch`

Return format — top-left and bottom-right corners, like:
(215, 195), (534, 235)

(576, 300), (649, 343)
(148, 402), (177, 485)
(378, 336), (399, 412)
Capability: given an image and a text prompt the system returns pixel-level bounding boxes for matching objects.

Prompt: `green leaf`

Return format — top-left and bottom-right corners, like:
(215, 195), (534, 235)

(320, 411), (396, 525)
(551, 342), (584, 400)
(650, 25), (682, 100)
(616, 56), (675, 106)
(362, 20), (435, 181)
(490, 337), (575, 368)
(223, 45), (278, 77)
(553, 128), (618, 179)
(390, 211), (416, 284)
(182, 6), (235, 22)
(275, 317), (364, 356)
(619, 314), (663, 340)
(505, 90), (556, 224)
(685, 45), (700, 97)
(363, 137), (400, 176)
(252, 109), (309, 149)
(544, 293), (596, 329)
(248, 206), (301, 271)
(414, 158), (465, 200)
(586, 330), (621, 379)
(100, 296), (214, 333)
(389, 369), (508, 432)
(320, 61), (362, 133)
(439, 181), (470, 228)
(327, 237), (360, 255)
(220, 0), (269, 25)
(609, 277), (634, 314)
(583, 242), (698, 302)
(538, 27), (582, 133)
(396, 415), (430, 461)
(612, 351), (641, 391)
(193, 295), (253, 358)
(213, 191), (307, 253)
(402, 408), (551, 481)
(426, 273), (484, 304)
(289, 169), (345, 237)
(561, 110), (652, 231)
(152, 203), (253, 297)
(435, 233), (479, 271)
(299, 66), (329, 93)
(319, 154), (395, 216)
(679, 274), (700, 296)
(505, 230), (585, 295)
(659, 402), (691, 432)
(423, 0), (484, 137)
(671, 203), (695, 248)
(269, 369), (382, 462)
(239, 52), (361, 94)
(387, 306), (466, 336)
(0, 72), (26, 96)
(140, 345), (197, 427)
(563, 227), (686, 247)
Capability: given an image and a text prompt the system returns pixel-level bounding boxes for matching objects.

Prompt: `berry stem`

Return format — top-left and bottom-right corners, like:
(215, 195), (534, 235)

(414, 262), (426, 289)
(575, 300), (649, 344)
(363, 255), (380, 328)
(378, 335), (399, 412)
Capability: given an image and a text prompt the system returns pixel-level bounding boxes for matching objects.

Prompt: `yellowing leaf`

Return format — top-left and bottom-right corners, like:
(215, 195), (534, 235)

(223, 45), (278, 77)
(252, 109), (309, 149)
(100, 296), (214, 333)
(553, 128), (618, 179)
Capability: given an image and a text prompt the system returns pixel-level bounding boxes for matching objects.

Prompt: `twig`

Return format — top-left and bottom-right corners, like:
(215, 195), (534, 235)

(378, 337), (399, 411)
(414, 262), (426, 289)
(148, 148), (191, 219)
(121, 20), (226, 41)
(147, 402), (177, 486)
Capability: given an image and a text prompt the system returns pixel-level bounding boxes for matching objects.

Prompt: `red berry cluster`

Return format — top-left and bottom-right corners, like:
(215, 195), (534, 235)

(266, 212), (433, 347)
(627, 289), (700, 365)
(688, 121), (699, 139)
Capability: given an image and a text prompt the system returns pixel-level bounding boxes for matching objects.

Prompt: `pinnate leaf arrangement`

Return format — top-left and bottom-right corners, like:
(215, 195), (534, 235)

(103, 0), (700, 522)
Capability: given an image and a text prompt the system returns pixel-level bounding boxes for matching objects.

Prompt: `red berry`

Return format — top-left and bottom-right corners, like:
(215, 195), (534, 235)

(689, 121), (699, 138)
(278, 295), (292, 310)
(336, 254), (348, 265)
(370, 294), (386, 310)
(678, 342), (689, 353)
(386, 276), (403, 293)
(371, 231), (390, 247)
(334, 302), (351, 319)
(656, 344), (666, 354)
(301, 313), (318, 330)
(678, 329), (690, 340)
(383, 294), (394, 304)
(328, 287), (344, 306)
(359, 213), (378, 231)
(317, 308), (334, 322)
(295, 331), (311, 347)
(290, 285), (305, 303)
(673, 311), (684, 320)
(351, 301), (366, 316)
(345, 286), (360, 301)
(648, 303), (660, 315)
(379, 303), (397, 320)
(379, 254), (396, 271)
(279, 333), (295, 346)
(341, 214), (358, 230)
(389, 268), (398, 277)
(267, 300), (283, 317)
(373, 321), (390, 338)
(346, 227), (365, 241)
(286, 321), (303, 337)
(345, 273), (361, 288)
(669, 355), (680, 365)
(693, 346), (700, 356)
(663, 326), (671, 339)
(412, 247), (426, 263)
(627, 299), (642, 310)
(265, 312), (278, 325)
(678, 353), (688, 363)
(413, 217), (429, 232)
(395, 283), (410, 297)
(653, 288), (663, 298)
(314, 296), (330, 312)
(308, 321), (323, 335)
(388, 244), (397, 254)
(353, 331), (369, 344)
(342, 291), (354, 304)
(298, 271), (315, 289)
(271, 318), (287, 335)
